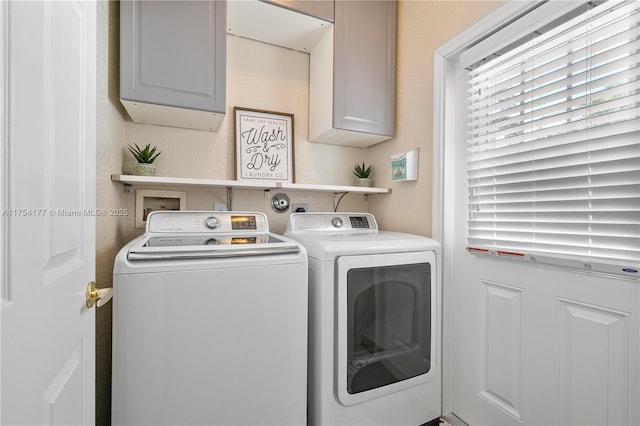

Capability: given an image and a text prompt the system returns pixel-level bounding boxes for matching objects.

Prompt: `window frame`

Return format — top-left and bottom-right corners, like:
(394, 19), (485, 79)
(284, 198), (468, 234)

(434, 0), (639, 278)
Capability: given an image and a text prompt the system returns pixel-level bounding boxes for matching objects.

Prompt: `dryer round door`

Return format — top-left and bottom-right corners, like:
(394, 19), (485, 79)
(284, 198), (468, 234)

(336, 250), (438, 406)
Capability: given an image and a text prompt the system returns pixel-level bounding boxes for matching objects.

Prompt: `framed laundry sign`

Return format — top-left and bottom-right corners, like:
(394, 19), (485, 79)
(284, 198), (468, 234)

(234, 107), (294, 183)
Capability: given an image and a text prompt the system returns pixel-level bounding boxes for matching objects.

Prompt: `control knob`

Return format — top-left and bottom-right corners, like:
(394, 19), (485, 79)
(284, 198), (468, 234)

(331, 217), (343, 228)
(204, 216), (220, 230)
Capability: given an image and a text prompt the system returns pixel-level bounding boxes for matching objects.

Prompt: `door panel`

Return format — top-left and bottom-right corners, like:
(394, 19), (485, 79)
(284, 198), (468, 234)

(1, 1), (96, 424)
(44, 0), (86, 277)
(43, 344), (86, 426)
(555, 299), (630, 426)
(478, 281), (523, 421)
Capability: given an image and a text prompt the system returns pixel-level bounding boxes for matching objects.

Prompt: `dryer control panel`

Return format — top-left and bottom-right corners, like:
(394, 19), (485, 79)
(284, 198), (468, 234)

(287, 212), (378, 233)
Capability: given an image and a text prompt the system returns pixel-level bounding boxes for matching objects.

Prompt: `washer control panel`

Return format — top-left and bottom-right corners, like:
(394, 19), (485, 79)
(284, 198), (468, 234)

(146, 211), (268, 234)
(288, 212), (378, 233)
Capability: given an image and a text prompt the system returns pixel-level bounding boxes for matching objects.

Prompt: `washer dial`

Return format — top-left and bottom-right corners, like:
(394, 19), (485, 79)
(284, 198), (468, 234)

(204, 216), (221, 230)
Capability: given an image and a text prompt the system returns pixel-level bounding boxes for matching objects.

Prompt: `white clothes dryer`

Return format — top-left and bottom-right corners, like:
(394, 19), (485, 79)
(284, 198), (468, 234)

(112, 211), (308, 426)
(285, 212), (441, 426)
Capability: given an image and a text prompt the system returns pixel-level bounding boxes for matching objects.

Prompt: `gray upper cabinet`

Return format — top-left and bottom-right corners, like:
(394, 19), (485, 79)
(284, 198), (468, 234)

(309, 1), (396, 148)
(120, 1), (226, 132)
(263, 0), (334, 22)
(334, 1), (396, 141)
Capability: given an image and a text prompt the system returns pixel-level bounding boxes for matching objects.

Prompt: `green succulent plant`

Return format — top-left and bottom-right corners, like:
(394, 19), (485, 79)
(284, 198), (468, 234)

(128, 143), (161, 164)
(353, 162), (375, 179)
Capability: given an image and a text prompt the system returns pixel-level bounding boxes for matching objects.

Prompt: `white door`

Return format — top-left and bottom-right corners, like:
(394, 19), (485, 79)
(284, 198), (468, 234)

(438, 2), (640, 425)
(1, 1), (97, 424)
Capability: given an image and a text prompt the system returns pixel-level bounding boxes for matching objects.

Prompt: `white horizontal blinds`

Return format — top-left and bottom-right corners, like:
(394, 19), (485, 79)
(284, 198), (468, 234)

(466, 0), (640, 264)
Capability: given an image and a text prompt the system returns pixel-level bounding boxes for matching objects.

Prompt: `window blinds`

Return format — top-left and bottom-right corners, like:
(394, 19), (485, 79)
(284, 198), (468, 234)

(466, 0), (640, 273)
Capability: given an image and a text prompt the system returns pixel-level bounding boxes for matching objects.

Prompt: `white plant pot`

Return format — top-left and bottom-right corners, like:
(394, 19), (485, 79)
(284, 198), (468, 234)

(355, 178), (372, 187)
(132, 163), (157, 176)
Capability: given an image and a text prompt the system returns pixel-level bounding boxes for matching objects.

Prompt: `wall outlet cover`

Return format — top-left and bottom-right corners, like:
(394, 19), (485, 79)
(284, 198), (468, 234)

(213, 202), (228, 211)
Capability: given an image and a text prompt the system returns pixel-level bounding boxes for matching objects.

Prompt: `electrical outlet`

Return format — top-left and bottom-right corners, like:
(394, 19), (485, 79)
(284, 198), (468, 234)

(213, 202), (228, 211)
(292, 203), (308, 213)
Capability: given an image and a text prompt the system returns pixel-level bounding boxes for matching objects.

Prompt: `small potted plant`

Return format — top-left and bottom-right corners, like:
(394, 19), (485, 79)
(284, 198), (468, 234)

(353, 162), (375, 187)
(129, 143), (161, 176)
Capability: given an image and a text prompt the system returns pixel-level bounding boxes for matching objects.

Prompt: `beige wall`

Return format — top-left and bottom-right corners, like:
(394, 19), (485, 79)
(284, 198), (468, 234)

(121, 34), (370, 235)
(95, 1), (499, 424)
(95, 2), (126, 424)
(369, 0), (499, 235)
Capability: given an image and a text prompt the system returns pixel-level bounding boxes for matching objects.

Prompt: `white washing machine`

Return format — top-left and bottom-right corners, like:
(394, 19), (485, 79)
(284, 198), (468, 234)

(112, 211), (308, 426)
(284, 212), (441, 426)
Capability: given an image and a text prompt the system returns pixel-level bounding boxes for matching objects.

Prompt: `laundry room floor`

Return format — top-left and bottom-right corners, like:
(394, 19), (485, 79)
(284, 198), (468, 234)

(440, 414), (469, 426)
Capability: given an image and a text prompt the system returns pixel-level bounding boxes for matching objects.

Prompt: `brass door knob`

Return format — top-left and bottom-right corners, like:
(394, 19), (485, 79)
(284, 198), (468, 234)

(86, 281), (113, 308)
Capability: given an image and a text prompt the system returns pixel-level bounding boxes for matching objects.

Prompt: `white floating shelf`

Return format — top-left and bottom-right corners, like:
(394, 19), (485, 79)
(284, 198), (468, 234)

(111, 175), (391, 195)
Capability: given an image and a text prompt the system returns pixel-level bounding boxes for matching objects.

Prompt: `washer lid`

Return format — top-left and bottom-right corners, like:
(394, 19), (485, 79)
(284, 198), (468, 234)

(126, 237), (300, 260)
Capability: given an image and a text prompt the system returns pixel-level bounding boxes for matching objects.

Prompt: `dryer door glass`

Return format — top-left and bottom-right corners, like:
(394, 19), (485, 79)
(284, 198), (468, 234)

(346, 262), (431, 394)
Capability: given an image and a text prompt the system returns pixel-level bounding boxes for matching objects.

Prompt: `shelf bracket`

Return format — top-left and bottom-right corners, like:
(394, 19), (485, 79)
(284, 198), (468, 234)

(333, 192), (349, 212)
(123, 184), (132, 194)
(226, 186), (233, 211)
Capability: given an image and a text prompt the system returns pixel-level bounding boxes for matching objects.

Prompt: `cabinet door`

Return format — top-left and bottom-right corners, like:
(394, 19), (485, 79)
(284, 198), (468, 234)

(264, 0), (334, 22)
(333, 1), (396, 137)
(120, 0), (226, 114)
